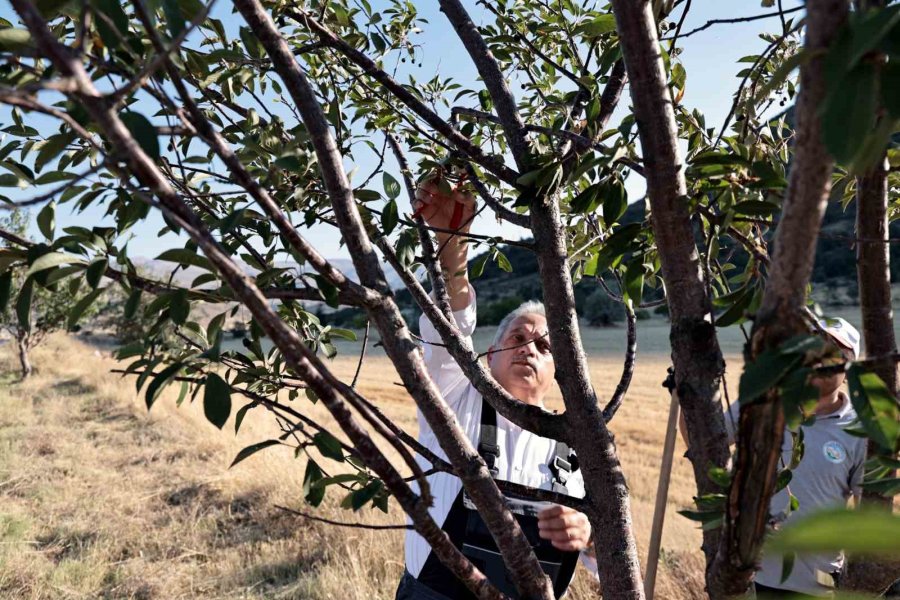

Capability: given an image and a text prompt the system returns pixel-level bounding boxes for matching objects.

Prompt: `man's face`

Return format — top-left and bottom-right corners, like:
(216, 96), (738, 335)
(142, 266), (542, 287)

(487, 313), (555, 406)
(810, 342), (854, 399)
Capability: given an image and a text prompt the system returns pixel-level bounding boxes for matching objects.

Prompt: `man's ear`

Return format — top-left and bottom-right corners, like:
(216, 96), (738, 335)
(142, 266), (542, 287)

(486, 346), (494, 365)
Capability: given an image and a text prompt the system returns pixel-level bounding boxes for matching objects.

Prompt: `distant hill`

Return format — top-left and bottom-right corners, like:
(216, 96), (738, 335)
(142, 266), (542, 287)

(389, 195), (896, 327)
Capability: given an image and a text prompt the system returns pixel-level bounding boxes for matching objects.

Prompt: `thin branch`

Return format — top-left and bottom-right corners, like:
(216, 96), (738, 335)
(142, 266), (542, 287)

(285, 8), (520, 187)
(274, 505), (413, 530)
(1, 161), (107, 208)
(661, 6), (804, 40)
(350, 320), (370, 389)
(462, 162), (531, 229)
(437, 0), (532, 171)
(602, 305), (637, 421)
(109, 0), (216, 108)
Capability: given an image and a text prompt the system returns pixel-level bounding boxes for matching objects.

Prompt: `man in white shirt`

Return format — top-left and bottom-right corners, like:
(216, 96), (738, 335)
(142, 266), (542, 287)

(395, 177), (596, 599)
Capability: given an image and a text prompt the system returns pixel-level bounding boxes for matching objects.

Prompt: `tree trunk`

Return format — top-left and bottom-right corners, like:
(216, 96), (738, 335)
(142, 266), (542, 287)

(709, 1), (850, 596)
(841, 154), (900, 593)
(530, 196), (645, 599)
(608, 0), (730, 581)
(16, 328), (31, 379)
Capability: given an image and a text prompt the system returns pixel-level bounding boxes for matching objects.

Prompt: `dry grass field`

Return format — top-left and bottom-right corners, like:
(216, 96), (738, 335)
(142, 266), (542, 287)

(0, 333), (745, 599)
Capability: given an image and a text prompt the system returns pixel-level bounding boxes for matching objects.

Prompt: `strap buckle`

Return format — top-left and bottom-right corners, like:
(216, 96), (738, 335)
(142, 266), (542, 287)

(551, 455), (572, 485)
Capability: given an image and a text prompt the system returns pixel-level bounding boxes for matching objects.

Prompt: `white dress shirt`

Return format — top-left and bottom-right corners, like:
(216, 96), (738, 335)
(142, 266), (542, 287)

(404, 288), (596, 579)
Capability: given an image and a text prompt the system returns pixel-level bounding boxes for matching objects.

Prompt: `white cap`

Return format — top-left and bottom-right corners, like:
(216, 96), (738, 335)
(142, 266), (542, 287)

(817, 317), (861, 359)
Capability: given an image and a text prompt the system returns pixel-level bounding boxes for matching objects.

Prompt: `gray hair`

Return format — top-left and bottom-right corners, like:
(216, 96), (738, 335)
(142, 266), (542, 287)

(491, 300), (546, 349)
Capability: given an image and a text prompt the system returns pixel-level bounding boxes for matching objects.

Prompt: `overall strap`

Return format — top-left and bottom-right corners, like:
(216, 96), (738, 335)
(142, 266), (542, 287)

(478, 401), (500, 477)
(548, 442), (576, 494)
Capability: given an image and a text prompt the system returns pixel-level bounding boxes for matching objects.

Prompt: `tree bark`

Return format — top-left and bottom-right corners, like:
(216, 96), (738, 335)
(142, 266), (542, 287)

(235, 2), (555, 597)
(841, 154), (900, 593)
(10, 4), (506, 598)
(530, 196), (645, 599)
(709, 1), (849, 596)
(16, 328), (31, 379)
(435, 4), (647, 596)
(609, 0), (730, 579)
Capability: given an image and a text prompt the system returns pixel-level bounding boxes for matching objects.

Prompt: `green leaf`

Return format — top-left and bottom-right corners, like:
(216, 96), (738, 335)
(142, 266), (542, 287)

(85, 258), (106, 289)
(34, 133), (75, 171)
(15, 277), (33, 332)
(623, 260), (644, 304)
(169, 288), (190, 325)
(495, 250), (512, 273)
(775, 469), (793, 492)
(753, 49), (809, 105)
(25, 251), (84, 277)
(0, 174), (21, 187)
(821, 64), (878, 165)
(67, 287), (104, 330)
(349, 480), (384, 511)
(846, 6), (900, 70)
(115, 341), (145, 360)
(120, 112), (160, 161)
(470, 251), (490, 279)
(303, 460), (326, 506)
(155, 248), (213, 271)
(580, 14), (617, 37)
(882, 60), (900, 119)
(602, 180), (628, 227)
(738, 349), (803, 405)
(124, 288), (141, 319)
(0, 271), (12, 313)
(145, 361), (182, 409)
(846, 366), (900, 451)
(383, 172), (401, 200)
(715, 285), (753, 328)
(0, 27), (32, 51)
(229, 439), (280, 468)
(328, 327), (357, 341)
(766, 508), (900, 556)
(861, 477), (900, 497)
(382, 199), (399, 236)
(162, 0), (185, 38)
(780, 552), (796, 584)
(91, 0), (129, 50)
(313, 431), (344, 462)
(569, 183), (601, 214)
(203, 372), (232, 430)
(36, 202), (55, 240)
(234, 401), (255, 434)
(175, 379), (188, 407)
(707, 466), (731, 488)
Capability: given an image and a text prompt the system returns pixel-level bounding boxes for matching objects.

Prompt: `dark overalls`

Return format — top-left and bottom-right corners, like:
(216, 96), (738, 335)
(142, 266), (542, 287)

(396, 401), (581, 600)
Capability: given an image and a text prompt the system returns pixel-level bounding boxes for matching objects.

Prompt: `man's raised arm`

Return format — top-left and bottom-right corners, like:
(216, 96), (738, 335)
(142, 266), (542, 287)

(414, 177), (476, 311)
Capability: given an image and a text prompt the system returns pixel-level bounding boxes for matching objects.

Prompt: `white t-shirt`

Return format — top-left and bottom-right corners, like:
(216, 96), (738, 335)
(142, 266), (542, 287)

(404, 287), (597, 578)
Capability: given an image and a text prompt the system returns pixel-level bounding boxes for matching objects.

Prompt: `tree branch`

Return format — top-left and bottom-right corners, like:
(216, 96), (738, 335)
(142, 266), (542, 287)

(284, 9), (520, 188)
(610, 0), (730, 577)
(437, 0), (532, 171)
(233, 2), (555, 598)
(710, 1), (850, 595)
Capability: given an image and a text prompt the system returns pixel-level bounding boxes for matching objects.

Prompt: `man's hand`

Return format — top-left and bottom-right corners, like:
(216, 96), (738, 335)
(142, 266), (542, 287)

(537, 505), (592, 552)
(413, 178), (476, 233)
(413, 173), (476, 311)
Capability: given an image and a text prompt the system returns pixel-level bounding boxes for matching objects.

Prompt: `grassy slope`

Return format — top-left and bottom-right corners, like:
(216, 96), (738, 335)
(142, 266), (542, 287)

(0, 334), (722, 599)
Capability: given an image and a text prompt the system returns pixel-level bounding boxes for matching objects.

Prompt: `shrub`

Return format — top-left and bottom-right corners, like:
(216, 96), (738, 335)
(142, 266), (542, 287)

(584, 289), (625, 327)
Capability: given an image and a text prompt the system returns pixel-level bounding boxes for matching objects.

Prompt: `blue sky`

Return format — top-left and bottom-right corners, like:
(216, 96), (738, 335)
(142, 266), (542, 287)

(0, 0), (803, 259)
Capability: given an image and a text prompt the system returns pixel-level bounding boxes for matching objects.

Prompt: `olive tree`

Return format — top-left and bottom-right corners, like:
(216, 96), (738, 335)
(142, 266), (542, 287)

(0, 0), (897, 598)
